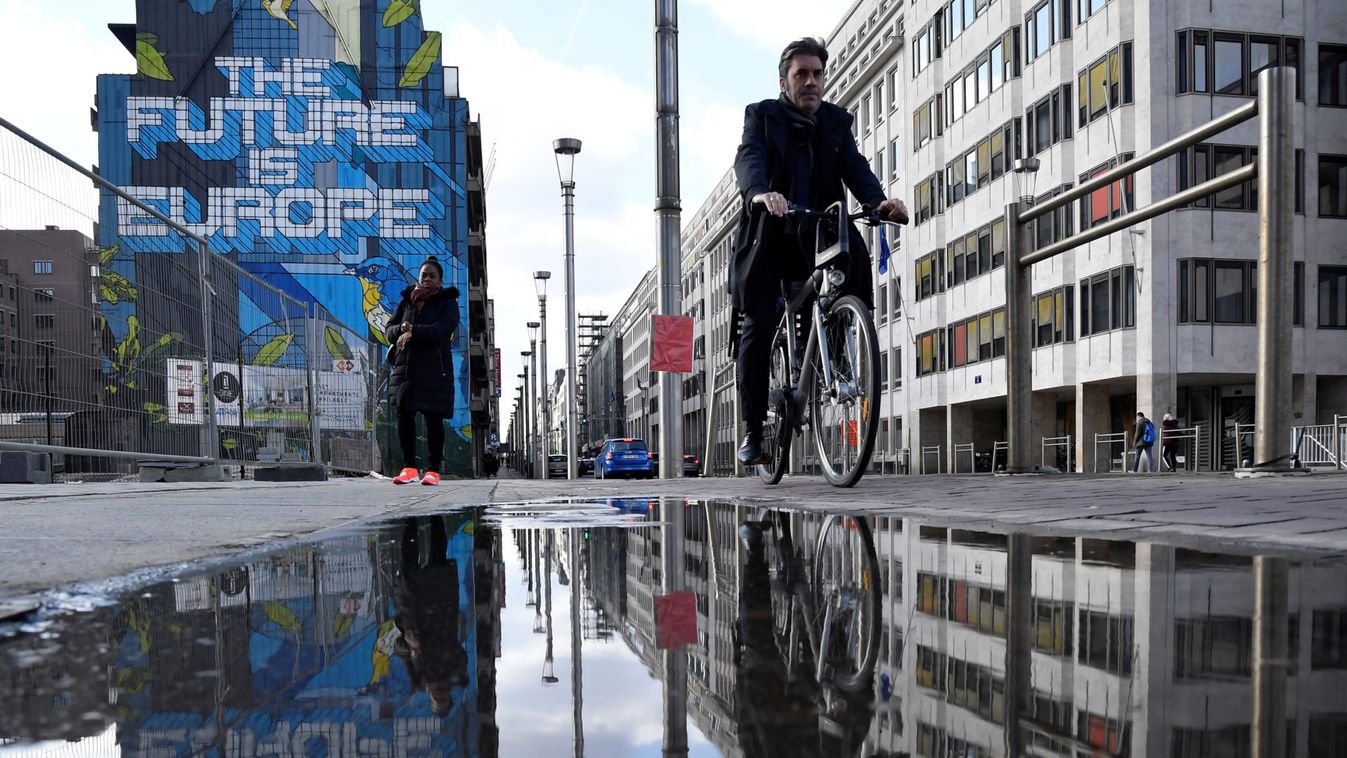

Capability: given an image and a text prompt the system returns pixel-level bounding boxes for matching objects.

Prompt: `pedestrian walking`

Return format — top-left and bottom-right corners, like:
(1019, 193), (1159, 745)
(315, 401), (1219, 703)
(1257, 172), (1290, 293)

(482, 451), (499, 478)
(1161, 413), (1181, 471)
(385, 255), (460, 486)
(1132, 411), (1156, 473)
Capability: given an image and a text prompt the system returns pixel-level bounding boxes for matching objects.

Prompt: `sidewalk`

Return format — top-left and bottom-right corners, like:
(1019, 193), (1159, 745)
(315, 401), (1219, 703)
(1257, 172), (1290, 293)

(1, 469), (1343, 614)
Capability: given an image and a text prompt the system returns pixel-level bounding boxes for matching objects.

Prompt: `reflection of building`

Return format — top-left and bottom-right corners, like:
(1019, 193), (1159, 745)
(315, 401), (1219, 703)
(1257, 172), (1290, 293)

(869, 519), (1347, 757)
(0, 229), (102, 412)
(583, 314), (623, 450)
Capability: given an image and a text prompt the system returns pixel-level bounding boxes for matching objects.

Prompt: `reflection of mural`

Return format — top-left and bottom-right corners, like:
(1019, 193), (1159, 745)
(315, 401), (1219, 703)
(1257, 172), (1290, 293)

(96, 0), (474, 473)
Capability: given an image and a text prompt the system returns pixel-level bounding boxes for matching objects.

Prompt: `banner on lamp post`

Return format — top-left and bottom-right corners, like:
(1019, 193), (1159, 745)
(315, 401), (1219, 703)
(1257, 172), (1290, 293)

(649, 315), (694, 373)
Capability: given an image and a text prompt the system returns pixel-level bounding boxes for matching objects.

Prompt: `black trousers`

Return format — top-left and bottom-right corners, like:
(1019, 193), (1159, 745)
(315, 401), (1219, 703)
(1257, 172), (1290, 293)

(397, 406), (445, 471)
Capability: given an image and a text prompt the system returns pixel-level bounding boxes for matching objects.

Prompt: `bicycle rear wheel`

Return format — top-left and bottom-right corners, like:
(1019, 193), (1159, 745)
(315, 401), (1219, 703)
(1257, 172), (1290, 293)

(809, 294), (881, 487)
(811, 514), (881, 692)
(758, 333), (793, 485)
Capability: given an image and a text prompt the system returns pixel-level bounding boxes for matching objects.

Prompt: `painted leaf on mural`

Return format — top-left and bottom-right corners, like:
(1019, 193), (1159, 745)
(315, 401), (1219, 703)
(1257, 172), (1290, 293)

(324, 326), (353, 361)
(135, 34), (173, 81)
(222, 437), (240, 450)
(100, 270), (138, 305)
(143, 402), (168, 425)
(382, 0), (419, 27)
(141, 331), (184, 361)
(98, 244), (121, 267)
(262, 601), (302, 634)
(399, 31), (441, 88)
(253, 333), (294, 366)
(115, 316), (142, 371)
(262, 0), (298, 29)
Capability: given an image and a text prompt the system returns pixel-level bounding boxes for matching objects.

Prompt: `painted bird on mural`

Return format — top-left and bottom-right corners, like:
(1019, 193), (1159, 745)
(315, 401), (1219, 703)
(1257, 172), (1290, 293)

(345, 256), (413, 345)
(262, 0), (298, 29)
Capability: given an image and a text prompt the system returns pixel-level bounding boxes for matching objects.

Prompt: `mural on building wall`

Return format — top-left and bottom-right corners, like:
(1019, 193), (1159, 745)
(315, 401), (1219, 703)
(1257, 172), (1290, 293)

(96, 0), (473, 473)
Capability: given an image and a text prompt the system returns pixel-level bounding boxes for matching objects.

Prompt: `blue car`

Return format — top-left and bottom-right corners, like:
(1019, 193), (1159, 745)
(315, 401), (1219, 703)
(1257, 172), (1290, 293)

(596, 438), (655, 479)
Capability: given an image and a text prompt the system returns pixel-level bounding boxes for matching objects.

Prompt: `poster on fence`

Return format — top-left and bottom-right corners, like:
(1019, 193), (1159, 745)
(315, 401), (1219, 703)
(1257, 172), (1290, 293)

(166, 361), (366, 431)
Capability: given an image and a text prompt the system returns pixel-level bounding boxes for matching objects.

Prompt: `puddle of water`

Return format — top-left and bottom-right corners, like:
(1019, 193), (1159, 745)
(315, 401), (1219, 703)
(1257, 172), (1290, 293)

(1, 497), (1345, 757)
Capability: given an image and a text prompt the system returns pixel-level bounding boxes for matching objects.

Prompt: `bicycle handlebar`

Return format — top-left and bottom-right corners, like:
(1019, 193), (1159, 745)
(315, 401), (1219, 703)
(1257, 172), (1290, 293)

(784, 203), (908, 227)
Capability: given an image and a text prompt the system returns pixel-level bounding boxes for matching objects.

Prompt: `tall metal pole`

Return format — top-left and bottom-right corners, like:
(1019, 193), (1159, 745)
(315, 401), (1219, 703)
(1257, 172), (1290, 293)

(1003, 199), (1035, 473)
(568, 532), (585, 756)
(539, 290), (550, 478)
(1252, 556), (1289, 758)
(1253, 67), (1296, 471)
(563, 180), (579, 480)
(198, 239), (219, 463)
(655, 0), (684, 479)
(1004, 533), (1033, 756)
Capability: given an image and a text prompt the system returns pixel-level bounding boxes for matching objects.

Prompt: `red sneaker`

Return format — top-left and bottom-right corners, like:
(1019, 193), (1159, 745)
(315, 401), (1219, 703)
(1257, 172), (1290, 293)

(392, 467), (420, 485)
(420, 471), (440, 486)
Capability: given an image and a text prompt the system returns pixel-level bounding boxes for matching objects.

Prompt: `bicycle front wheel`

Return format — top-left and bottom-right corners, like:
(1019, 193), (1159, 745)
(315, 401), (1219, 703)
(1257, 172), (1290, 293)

(758, 333), (793, 485)
(809, 294), (881, 487)
(812, 514), (881, 692)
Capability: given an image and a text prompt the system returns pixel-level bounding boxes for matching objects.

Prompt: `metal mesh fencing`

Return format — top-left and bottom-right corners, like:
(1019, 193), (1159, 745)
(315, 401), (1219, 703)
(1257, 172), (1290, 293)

(0, 118), (380, 478)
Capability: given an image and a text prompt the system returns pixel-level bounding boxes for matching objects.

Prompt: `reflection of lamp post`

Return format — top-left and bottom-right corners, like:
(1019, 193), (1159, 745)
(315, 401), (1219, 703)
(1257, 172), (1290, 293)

(534, 272), (551, 478)
(542, 530), (560, 684)
(568, 528), (585, 757)
(521, 359), (532, 477)
(554, 138), (582, 481)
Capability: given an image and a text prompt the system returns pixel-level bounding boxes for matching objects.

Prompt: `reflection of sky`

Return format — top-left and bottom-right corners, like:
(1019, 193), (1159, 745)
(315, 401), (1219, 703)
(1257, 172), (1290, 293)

(495, 529), (718, 757)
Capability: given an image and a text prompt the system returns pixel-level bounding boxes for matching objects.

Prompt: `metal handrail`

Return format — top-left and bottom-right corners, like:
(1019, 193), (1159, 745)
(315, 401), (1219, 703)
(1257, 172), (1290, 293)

(921, 444), (942, 474)
(992, 440), (1008, 472)
(953, 442), (975, 474)
(1160, 426), (1202, 472)
(1041, 435), (1071, 470)
(1093, 432), (1128, 473)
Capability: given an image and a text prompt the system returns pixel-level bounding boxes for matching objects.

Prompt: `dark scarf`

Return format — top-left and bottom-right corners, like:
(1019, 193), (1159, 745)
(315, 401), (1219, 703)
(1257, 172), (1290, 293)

(779, 94), (818, 211)
(410, 284), (441, 311)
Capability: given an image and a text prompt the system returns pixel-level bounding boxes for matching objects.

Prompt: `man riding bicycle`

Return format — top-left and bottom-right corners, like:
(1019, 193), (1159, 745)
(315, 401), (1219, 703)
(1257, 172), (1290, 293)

(732, 36), (908, 466)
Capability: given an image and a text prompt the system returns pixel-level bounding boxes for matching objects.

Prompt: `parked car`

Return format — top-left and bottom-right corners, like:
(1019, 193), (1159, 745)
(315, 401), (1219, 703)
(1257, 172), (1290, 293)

(546, 454), (567, 477)
(682, 454), (701, 477)
(579, 457), (595, 476)
(595, 438), (655, 479)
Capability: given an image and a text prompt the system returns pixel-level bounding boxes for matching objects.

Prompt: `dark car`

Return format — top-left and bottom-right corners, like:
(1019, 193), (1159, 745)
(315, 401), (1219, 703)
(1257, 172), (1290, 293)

(682, 454), (701, 477)
(546, 454), (567, 478)
(579, 457), (595, 476)
(596, 438), (654, 479)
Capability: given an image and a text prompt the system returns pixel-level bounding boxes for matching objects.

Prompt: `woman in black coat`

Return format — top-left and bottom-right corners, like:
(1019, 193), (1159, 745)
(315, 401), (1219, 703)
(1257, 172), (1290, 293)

(384, 256), (460, 485)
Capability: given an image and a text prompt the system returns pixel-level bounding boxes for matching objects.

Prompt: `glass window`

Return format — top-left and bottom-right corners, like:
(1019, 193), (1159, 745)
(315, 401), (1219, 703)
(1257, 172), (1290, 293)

(1320, 266), (1347, 328)
(965, 152), (978, 196)
(1214, 36), (1245, 95)
(965, 68), (978, 109)
(1034, 3), (1052, 58)
(978, 55), (992, 101)
(1320, 44), (1347, 106)
(1193, 32), (1209, 92)
(1214, 262), (1247, 323)
(1194, 260), (1210, 322)
(1089, 59), (1108, 119)
(1249, 37), (1278, 96)
(977, 139), (991, 188)
(992, 220), (1007, 268)
(991, 42), (1005, 91)
(1320, 155), (1347, 218)
(991, 129), (1006, 179)
(1090, 277), (1109, 334)
(1035, 100), (1052, 153)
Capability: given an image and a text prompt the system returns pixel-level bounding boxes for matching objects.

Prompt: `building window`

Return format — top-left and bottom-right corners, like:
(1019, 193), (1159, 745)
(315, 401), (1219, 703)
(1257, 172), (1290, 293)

(1312, 609), (1347, 669)
(1078, 155), (1134, 230)
(889, 138), (900, 182)
(913, 172), (943, 225)
(893, 346), (902, 389)
(944, 218), (1004, 289)
(1320, 266), (1347, 328)
(1177, 259), (1303, 326)
(34, 314), (55, 330)
(1320, 44), (1347, 107)
(887, 67), (899, 112)
(1076, 0), (1107, 22)
(1025, 0), (1069, 63)
(1077, 43), (1133, 128)
(944, 29), (1020, 125)
(1030, 184), (1075, 251)
(1033, 286), (1074, 347)
(1179, 144), (1305, 213)
(915, 250), (947, 302)
(948, 307), (1007, 368)
(1079, 610), (1134, 674)
(1321, 155), (1347, 218)
(1177, 31), (1303, 99)
(873, 84), (884, 125)
(946, 120), (1017, 208)
(1079, 265), (1135, 336)
(1026, 86), (1072, 156)
(861, 94), (872, 133)
(34, 288), (54, 302)
(913, 19), (939, 75)
(913, 97), (941, 149)
(915, 328), (947, 376)
(33, 260), (53, 275)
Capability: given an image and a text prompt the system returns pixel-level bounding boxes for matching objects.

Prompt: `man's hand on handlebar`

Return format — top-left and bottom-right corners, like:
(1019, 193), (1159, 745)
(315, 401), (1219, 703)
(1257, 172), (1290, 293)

(876, 198), (909, 225)
(752, 191), (790, 217)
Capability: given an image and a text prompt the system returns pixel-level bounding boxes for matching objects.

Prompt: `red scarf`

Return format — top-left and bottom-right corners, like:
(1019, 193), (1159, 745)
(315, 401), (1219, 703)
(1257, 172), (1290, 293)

(410, 284), (441, 311)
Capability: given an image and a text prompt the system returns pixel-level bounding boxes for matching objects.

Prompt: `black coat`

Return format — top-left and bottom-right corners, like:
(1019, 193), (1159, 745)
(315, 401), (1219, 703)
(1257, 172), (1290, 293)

(730, 97), (887, 313)
(385, 285), (460, 416)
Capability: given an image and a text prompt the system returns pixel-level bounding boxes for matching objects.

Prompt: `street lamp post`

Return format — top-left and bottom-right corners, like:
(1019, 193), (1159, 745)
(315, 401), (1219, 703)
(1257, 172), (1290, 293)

(534, 272), (552, 478)
(520, 359), (532, 478)
(527, 322), (540, 478)
(554, 138), (582, 481)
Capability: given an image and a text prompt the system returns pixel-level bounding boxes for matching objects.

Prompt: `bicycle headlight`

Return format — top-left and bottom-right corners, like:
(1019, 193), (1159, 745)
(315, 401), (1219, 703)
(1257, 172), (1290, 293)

(827, 269), (847, 287)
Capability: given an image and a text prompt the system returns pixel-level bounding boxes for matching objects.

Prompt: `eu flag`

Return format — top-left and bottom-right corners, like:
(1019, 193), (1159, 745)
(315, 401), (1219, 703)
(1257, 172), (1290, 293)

(877, 224), (892, 275)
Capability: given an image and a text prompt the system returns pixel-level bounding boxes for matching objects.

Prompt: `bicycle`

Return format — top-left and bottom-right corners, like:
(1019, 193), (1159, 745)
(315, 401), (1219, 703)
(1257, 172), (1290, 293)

(757, 201), (905, 487)
(754, 508), (883, 709)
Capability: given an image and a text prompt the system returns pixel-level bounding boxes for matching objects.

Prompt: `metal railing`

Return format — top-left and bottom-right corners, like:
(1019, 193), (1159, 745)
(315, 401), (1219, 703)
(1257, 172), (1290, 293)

(1093, 432), (1130, 473)
(992, 440), (1009, 472)
(1041, 435), (1071, 471)
(920, 444), (942, 474)
(702, 363), (739, 477)
(0, 116), (379, 479)
(1003, 68), (1297, 475)
(1290, 418), (1347, 469)
(953, 442), (975, 474)
(1161, 426), (1203, 472)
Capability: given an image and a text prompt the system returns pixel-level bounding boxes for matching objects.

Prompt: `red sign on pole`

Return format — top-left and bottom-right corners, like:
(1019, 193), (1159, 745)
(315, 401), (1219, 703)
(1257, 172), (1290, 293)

(654, 591), (697, 649)
(650, 315), (694, 373)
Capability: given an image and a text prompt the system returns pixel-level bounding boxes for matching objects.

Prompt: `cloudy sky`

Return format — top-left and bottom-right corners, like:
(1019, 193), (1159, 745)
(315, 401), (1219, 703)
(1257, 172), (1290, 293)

(0, 0), (853, 434)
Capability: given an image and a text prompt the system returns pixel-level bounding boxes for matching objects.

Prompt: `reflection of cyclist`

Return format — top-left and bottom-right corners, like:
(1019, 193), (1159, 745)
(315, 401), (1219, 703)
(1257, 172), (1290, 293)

(732, 37), (908, 466)
(392, 516), (469, 717)
(734, 521), (877, 757)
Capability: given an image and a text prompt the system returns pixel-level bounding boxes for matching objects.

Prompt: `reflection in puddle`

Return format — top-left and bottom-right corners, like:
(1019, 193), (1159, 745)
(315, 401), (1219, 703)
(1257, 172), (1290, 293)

(0, 498), (1345, 757)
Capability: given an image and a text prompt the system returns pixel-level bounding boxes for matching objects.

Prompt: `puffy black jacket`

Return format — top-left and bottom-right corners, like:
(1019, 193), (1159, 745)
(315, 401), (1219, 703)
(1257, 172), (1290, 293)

(385, 285), (460, 416)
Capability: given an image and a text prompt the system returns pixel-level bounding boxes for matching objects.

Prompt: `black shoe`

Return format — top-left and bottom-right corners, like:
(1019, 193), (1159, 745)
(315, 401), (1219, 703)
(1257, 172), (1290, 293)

(737, 432), (769, 465)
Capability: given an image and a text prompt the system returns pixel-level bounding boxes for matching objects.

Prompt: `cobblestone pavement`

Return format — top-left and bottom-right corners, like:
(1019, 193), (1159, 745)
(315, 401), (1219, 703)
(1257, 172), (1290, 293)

(0, 469), (1343, 613)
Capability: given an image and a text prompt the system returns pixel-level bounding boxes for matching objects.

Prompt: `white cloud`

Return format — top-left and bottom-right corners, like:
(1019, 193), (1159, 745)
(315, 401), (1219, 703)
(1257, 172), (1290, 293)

(686, 0), (856, 51)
